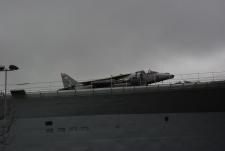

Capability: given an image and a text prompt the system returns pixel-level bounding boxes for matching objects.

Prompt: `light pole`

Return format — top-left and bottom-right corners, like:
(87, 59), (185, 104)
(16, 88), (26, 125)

(0, 65), (19, 120)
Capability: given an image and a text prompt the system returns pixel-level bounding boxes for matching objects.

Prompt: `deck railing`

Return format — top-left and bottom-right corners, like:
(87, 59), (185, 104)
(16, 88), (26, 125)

(0, 71), (225, 94)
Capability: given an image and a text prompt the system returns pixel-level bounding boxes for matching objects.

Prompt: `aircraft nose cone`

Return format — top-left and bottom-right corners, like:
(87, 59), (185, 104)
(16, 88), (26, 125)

(170, 74), (175, 79)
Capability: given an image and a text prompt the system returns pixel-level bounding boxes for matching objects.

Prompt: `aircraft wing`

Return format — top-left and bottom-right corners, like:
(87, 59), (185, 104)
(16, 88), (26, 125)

(81, 73), (130, 86)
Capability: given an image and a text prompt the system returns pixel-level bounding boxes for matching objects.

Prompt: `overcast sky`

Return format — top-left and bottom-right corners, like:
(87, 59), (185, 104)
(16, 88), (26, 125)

(0, 0), (224, 84)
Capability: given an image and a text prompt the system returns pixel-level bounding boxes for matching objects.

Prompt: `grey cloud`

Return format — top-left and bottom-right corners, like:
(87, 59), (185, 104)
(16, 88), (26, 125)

(0, 0), (224, 84)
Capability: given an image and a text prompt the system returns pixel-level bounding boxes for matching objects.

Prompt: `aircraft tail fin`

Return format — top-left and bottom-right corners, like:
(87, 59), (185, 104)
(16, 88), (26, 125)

(61, 73), (79, 88)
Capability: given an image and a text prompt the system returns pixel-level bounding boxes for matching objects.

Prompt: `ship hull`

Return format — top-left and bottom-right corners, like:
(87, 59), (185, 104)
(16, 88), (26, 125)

(6, 112), (225, 151)
(2, 81), (225, 151)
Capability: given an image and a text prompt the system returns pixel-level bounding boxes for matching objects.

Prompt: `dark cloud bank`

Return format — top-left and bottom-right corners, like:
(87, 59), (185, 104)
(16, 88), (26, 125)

(0, 0), (224, 84)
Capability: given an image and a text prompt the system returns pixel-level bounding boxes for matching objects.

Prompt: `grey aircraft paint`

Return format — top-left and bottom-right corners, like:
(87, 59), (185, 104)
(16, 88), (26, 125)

(61, 70), (174, 90)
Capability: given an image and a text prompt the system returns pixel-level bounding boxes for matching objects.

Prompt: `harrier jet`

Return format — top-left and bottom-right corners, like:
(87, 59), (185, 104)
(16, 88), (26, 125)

(60, 70), (174, 90)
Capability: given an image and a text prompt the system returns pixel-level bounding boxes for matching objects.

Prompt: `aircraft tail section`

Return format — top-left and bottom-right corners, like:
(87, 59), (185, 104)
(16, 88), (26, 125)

(61, 73), (79, 88)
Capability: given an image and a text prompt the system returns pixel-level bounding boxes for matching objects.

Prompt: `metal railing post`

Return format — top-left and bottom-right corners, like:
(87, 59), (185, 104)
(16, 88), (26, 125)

(4, 70), (7, 120)
(140, 77), (141, 86)
(110, 75), (113, 88)
(180, 74), (184, 81)
(91, 82), (94, 95)
(110, 75), (113, 94)
(169, 78), (171, 88)
(212, 72), (215, 81)
(49, 82), (52, 91)
(197, 72), (200, 82)
(74, 86), (77, 95)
